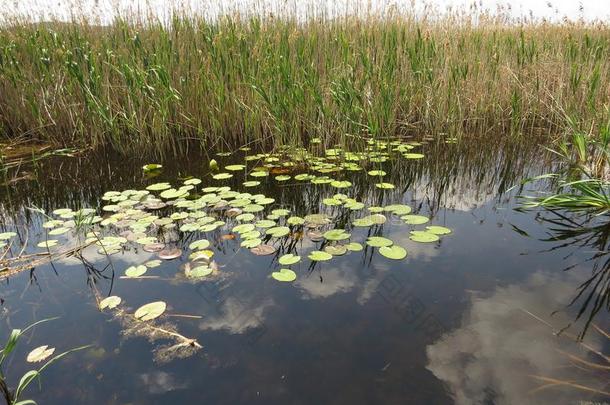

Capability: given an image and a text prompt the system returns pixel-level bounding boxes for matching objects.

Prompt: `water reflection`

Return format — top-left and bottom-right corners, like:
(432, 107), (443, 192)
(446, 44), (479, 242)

(426, 270), (609, 405)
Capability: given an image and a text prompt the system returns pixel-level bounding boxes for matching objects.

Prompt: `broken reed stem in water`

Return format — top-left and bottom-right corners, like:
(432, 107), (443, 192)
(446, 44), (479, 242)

(0, 242), (93, 279)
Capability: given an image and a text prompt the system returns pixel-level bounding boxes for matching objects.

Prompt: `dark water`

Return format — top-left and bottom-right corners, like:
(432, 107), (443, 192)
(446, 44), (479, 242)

(0, 138), (608, 405)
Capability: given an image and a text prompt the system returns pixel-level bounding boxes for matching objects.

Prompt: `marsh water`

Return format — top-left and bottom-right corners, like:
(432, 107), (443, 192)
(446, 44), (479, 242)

(0, 138), (608, 405)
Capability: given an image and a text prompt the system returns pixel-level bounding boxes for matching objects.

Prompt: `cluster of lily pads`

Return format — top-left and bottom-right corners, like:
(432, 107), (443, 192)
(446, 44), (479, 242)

(0, 139), (453, 351)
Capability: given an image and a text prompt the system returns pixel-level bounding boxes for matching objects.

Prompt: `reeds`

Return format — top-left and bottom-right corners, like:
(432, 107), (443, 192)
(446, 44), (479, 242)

(1, 9), (610, 152)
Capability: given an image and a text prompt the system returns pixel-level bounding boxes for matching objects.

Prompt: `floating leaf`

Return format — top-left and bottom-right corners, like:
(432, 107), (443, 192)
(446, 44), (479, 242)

(99, 296), (122, 310)
(308, 250), (332, 261)
(375, 183), (395, 189)
(242, 181), (260, 187)
(250, 244), (276, 255)
(366, 236), (393, 247)
(278, 254), (301, 265)
(330, 180), (352, 188)
(402, 215), (430, 225)
(145, 259), (162, 268)
(0, 232), (16, 240)
(48, 227), (69, 236)
(232, 224), (255, 234)
(426, 226), (452, 235)
(404, 153), (424, 159)
(212, 173), (233, 180)
(244, 204), (264, 213)
(368, 170), (386, 176)
(287, 216), (305, 225)
(275, 175), (291, 181)
(158, 248), (182, 260)
(146, 182), (171, 191)
(241, 238), (263, 248)
(134, 301), (167, 321)
(37, 240), (58, 248)
(189, 239), (210, 250)
(323, 229), (351, 241)
(379, 245), (407, 260)
(225, 164), (246, 171)
(409, 231), (439, 243)
(324, 245), (347, 256)
(27, 345), (56, 363)
(187, 265), (213, 278)
(250, 171), (269, 177)
(125, 265), (147, 277)
(271, 268), (297, 282)
(266, 226), (290, 238)
(142, 164), (162, 172)
(255, 219), (276, 228)
(346, 242), (363, 252)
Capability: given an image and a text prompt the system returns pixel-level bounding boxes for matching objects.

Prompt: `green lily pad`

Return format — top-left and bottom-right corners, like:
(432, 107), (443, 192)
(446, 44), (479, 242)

(323, 229), (351, 241)
(278, 254), (301, 265)
(48, 227), (70, 236)
(255, 219), (276, 228)
(244, 204), (265, 213)
(213, 173), (233, 180)
(189, 239), (211, 250)
(287, 216), (305, 225)
(266, 226), (290, 238)
(250, 171), (269, 177)
(233, 224), (255, 234)
(0, 228), (15, 240)
(271, 268), (297, 282)
(241, 238), (263, 248)
(243, 181), (261, 187)
(275, 175), (291, 181)
(402, 215), (430, 225)
(404, 153), (424, 159)
(125, 265), (147, 277)
(187, 265), (213, 278)
(99, 295), (122, 310)
(346, 242), (364, 252)
(368, 170), (386, 176)
(308, 250), (332, 261)
(330, 180), (352, 188)
(409, 231), (439, 243)
(142, 164), (162, 172)
(37, 240), (59, 248)
(366, 236), (393, 247)
(225, 164), (246, 171)
(379, 245), (408, 260)
(426, 226), (452, 235)
(375, 183), (395, 189)
(134, 301), (166, 321)
(324, 245), (347, 256)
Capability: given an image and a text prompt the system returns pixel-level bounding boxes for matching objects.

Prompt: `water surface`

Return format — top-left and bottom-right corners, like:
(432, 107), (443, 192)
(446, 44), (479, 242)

(0, 138), (608, 404)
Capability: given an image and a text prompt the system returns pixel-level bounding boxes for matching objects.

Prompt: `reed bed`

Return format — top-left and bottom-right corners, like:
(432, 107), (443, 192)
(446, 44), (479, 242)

(1, 10), (610, 152)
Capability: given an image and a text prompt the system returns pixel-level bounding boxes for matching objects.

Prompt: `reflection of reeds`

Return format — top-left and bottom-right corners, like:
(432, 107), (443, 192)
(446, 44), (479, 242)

(522, 309), (610, 399)
(1, 8), (610, 151)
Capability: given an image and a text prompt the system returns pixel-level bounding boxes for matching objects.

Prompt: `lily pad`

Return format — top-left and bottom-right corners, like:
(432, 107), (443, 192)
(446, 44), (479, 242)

(250, 244), (276, 255)
(142, 164), (162, 172)
(158, 248), (182, 260)
(99, 296), (122, 310)
(366, 236), (393, 248)
(409, 231), (439, 243)
(379, 245), (408, 260)
(346, 242), (364, 252)
(402, 215), (430, 225)
(213, 173), (233, 180)
(278, 254), (301, 265)
(241, 238), (263, 248)
(308, 250), (332, 261)
(134, 301), (167, 321)
(125, 265), (147, 277)
(225, 164), (246, 171)
(37, 240), (59, 248)
(324, 245), (347, 256)
(243, 181), (261, 187)
(27, 345), (56, 363)
(271, 268), (297, 282)
(187, 265), (213, 278)
(375, 183), (395, 189)
(426, 226), (452, 235)
(189, 239), (211, 250)
(266, 226), (290, 238)
(323, 229), (351, 241)
(0, 232), (17, 240)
